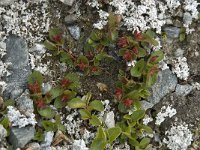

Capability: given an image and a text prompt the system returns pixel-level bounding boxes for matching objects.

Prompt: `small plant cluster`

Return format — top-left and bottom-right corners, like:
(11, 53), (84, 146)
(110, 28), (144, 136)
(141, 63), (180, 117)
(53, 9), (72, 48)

(41, 12), (164, 149)
(27, 70), (81, 141)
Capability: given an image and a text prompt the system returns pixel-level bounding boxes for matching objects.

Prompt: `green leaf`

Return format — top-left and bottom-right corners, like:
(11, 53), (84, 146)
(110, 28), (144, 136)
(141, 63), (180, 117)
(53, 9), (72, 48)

(68, 98), (86, 109)
(0, 117), (9, 130)
(131, 59), (145, 77)
(146, 71), (158, 87)
(89, 100), (104, 112)
(79, 109), (91, 120)
(142, 33), (159, 46)
(138, 47), (146, 58)
(60, 52), (73, 66)
(42, 120), (57, 132)
(28, 71), (43, 85)
(82, 92), (92, 105)
(139, 138), (151, 148)
(49, 28), (62, 41)
(77, 55), (89, 64)
(33, 131), (44, 142)
(89, 115), (102, 126)
(129, 138), (140, 147)
(54, 90), (76, 108)
(4, 99), (15, 107)
(49, 87), (64, 100)
(38, 107), (55, 119)
(107, 127), (122, 143)
(65, 73), (80, 91)
(118, 103), (127, 113)
(90, 30), (103, 41)
(131, 110), (145, 121)
(145, 30), (156, 38)
(90, 138), (107, 150)
(179, 33), (186, 42)
(148, 50), (164, 65)
(44, 40), (57, 51)
(57, 123), (66, 132)
(141, 125), (153, 133)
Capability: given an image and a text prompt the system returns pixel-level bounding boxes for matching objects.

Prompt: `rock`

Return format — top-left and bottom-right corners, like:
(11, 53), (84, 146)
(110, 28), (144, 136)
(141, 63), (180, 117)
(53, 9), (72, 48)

(40, 131), (54, 149)
(42, 83), (52, 94)
(175, 84), (193, 96)
(65, 14), (78, 25)
(9, 126), (35, 149)
(59, 0), (75, 6)
(0, 124), (7, 141)
(3, 35), (31, 99)
(16, 92), (34, 116)
(147, 69), (177, 106)
(104, 111), (115, 128)
(141, 100), (154, 111)
(163, 26), (180, 39)
(0, 0), (15, 5)
(67, 25), (81, 40)
(183, 12), (193, 26)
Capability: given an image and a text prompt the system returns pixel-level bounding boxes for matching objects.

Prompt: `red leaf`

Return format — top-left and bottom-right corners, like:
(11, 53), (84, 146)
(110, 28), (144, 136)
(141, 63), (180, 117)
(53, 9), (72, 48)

(117, 37), (129, 48)
(77, 62), (88, 71)
(123, 50), (133, 61)
(123, 98), (133, 107)
(115, 88), (123, 99)
(134, 31), (143, 40)
(28, 82), (41, 94)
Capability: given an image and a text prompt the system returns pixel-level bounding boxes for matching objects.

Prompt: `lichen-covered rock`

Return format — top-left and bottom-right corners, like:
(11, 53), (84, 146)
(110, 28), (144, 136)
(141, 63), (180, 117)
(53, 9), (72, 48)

(0, 0), (15, 6)
(163, 26), (180, 39)
(67, 25), (81, 41)
(3, 35), (31, 99)
(104, 111), (115, 128)
(147, 69), (178, 106)
(0, 124), (7, 142)
(9, 126), (35, 149)
(40, 131), (54, 149)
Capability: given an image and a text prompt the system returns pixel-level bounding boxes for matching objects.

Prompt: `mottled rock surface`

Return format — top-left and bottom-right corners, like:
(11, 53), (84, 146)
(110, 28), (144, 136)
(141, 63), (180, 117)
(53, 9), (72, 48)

(147, 69), (178, 106)
(9, 126), (35, 149)
(67, 25), (81, 40)
(3, 35), (31, 99)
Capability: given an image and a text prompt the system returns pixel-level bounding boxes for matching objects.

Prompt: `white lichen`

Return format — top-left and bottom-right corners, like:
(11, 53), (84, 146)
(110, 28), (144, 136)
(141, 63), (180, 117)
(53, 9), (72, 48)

(143, 115), (153, 125)
(171, 57), (190, 80)
(0, 0), (53, 46)
(7, 106), (37, 128)
(163, 123), (193, 150)
(93, 9), (109, 30)
(155, 105), (177, 126)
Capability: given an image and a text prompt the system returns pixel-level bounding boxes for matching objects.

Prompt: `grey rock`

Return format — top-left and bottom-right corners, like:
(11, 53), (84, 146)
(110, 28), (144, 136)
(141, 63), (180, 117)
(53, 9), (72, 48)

(104, 111), (115, 128)
(9, 126), (35, 149)
(0, 0), (15, 5)
(42, 83), (52, 94)
(67, 25), (81, 40)
(16, 93), (34, 116)
(175, 84), (193, 96)
(59, 0), (75, 6)
(174, 48), (185, 57)
(147, 69), (178, 106)
(141, 100), (154, 110)
(40, 131), (54, 149)
(65, 14), (78, 25)
(163, 26), (180, 39)
(183, 12), (193, 26)
(0, 124), (7, 141)
(3, 35), (31, 99)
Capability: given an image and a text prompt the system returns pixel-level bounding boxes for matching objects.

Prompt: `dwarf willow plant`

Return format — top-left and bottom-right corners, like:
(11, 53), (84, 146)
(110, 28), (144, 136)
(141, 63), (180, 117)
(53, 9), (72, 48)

(30, 11), (164, 149)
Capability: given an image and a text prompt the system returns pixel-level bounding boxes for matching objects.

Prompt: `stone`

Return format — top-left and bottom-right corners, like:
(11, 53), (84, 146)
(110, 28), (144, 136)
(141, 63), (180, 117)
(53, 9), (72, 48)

(42, 82), (52, 94)
(141, 100), (154, 111)
(0, 0), (15, 5)
(0, 124), (7, 141)
(40, 131), (54, 149)
(175, 84), (193, 96)
(104, 111), (115, 128)
(67, 25), (81, 40)
(163, 26), (180, 39)
(3, 35), (31, 99)
(147, 69), (178, 106)
(65, 14), (78, 25)
(9, 126), (35, 149)
(16, 92), (34, 116)
(59, 0), (75, 6)
(183, 12), (193, 26)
